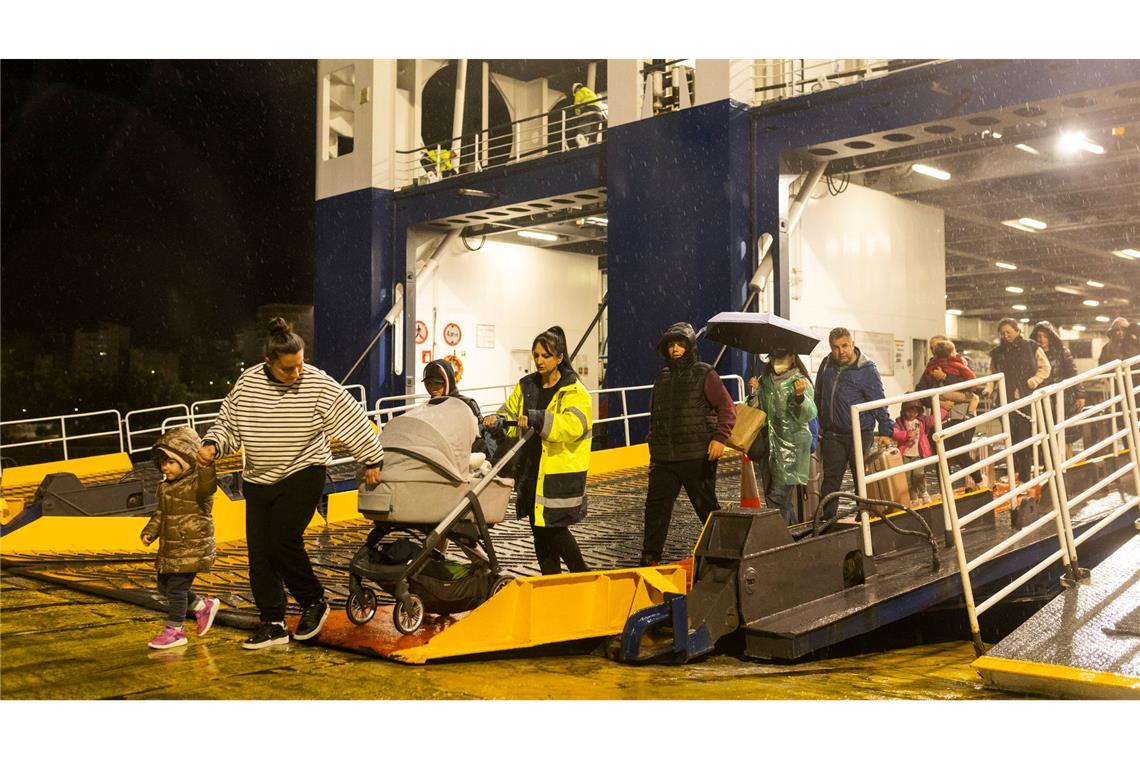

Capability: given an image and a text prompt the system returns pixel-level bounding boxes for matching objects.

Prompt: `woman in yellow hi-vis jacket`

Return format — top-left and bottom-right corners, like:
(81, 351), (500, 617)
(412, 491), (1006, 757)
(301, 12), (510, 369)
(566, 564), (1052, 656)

(484, 326), (592, 574)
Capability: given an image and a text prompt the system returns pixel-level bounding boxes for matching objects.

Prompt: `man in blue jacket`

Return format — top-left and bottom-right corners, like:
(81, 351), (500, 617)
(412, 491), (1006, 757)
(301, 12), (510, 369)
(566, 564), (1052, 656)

(814, 327), (895, 520)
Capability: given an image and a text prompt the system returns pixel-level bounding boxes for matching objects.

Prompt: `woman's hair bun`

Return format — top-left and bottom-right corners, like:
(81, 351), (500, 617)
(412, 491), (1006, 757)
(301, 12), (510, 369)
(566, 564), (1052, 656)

(267, 317), (292, 335)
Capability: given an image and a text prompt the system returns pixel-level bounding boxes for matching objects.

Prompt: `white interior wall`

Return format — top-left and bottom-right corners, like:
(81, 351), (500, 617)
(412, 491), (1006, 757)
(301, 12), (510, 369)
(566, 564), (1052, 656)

(407, 232), (603, 412)
(788, 181), (946, 400)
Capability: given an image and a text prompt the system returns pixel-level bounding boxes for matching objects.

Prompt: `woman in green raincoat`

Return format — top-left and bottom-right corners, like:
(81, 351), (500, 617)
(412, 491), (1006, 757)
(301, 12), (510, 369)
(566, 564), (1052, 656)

(746, 348), (817, 524)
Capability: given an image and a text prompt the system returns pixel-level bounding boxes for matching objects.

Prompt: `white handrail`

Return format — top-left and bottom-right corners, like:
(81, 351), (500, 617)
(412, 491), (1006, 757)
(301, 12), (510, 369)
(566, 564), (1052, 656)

(124, 404), (192, 454)
(0, 409), (124, 466)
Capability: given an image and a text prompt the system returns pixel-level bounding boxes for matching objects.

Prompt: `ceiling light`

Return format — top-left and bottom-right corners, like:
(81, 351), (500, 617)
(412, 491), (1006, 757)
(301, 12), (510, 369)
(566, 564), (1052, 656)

(912, 163), (951, 181)
(1054, 285), (1082, 295)
(1072, 324), (1087, 332)
(1012, 304), (1027, 311)
(1015, 143), (1040, 155)
(946, 309), (963, 316)
(1005, 286), (1024, 294)
(1082, 299), (1100, 307)
(1059, 131), (1104, 155)
(1096, 315), (1111, 323)
(585, 216), (609, 226)
(1086, 280), (1104, 288)
(995, 261), (1018, 270)
(1002, 218), (1046, 233)
(992, 131), (1002, 139)
(518, 230), (558, 242)
(457, 188), (496, 198)
(1019, 318), (1030, 324)
(1113, 248), (1140, 260)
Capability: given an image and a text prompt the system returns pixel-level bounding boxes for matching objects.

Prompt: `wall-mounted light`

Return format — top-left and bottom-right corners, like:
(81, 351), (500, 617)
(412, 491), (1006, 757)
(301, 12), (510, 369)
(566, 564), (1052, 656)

(518, 230), (558, 242)
(458, 188), (496, 198)
(912, 163), (951, 181)
(995, 261), (1018, 270)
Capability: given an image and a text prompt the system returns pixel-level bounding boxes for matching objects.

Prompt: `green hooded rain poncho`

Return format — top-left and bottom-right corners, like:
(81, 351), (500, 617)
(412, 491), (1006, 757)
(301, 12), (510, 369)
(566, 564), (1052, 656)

(747, 364), (817, 486)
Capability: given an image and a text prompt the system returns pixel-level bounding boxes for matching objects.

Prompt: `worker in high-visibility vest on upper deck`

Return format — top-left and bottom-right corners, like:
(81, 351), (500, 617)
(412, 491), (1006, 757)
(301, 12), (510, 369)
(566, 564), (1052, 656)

(571, 83), (606, 147)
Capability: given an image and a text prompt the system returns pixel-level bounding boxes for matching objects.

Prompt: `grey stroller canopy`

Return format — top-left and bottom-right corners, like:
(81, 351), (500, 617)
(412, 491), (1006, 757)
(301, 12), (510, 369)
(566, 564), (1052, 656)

(378, 397), (479, 484)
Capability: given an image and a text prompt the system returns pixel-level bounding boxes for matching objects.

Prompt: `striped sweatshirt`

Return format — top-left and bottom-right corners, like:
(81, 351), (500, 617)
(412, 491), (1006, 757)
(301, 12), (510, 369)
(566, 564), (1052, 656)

(204, 364), (383, 485)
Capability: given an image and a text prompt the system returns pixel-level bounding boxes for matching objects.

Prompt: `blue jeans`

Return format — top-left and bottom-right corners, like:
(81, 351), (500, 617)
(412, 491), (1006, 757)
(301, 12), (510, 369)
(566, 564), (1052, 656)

(766, 484), (797, 525)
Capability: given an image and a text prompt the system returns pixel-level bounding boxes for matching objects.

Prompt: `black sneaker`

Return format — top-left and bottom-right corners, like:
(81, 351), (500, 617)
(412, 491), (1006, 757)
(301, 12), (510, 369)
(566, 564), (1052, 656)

(242, 622), (290, 650)
(293, 600), (330, 641)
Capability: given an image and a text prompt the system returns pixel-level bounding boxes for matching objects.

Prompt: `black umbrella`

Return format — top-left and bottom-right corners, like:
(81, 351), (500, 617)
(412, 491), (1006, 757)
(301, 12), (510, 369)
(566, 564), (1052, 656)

(703, 312), (820, 356)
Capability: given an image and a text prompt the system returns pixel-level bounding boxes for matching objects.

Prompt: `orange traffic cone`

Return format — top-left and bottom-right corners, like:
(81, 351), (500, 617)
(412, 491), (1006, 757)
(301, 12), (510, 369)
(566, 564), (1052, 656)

(740, 454), (762, 509)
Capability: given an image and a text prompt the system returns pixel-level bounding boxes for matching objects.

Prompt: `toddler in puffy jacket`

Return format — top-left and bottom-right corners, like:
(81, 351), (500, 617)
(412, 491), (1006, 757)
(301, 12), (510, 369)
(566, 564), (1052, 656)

(141, 426), (220, 650)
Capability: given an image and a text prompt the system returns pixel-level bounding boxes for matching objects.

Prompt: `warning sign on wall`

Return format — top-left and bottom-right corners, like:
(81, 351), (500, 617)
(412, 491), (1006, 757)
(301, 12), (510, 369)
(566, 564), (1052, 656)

(415, 320), (428, 345)
(443, 322), (462, 346)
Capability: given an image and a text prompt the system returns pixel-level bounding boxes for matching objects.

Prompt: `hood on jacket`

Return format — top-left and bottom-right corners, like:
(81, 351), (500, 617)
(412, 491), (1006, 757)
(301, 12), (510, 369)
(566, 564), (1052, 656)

(152, 426), (203, 474)
(656, 322), (699, 363)
(422, 358), (460, 397)
(1029, 321), (1064, 354)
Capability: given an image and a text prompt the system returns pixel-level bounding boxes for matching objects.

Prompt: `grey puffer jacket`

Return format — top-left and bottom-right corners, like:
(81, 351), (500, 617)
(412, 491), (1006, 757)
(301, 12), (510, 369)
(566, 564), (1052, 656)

(142, 427), (217, 574)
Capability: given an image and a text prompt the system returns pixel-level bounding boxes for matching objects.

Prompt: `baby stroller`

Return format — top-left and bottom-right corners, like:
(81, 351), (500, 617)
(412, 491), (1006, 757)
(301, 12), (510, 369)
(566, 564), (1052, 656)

(347, 396), (515, 634)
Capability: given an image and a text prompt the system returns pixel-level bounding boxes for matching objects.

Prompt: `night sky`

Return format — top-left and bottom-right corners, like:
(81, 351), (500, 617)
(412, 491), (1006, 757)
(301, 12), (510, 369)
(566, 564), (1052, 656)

(2, 60), (316, 349)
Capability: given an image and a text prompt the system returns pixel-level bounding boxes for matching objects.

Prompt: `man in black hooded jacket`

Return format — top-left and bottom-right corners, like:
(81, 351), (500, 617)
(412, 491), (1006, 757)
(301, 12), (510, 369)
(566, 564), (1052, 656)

(640, 322), (736, 565)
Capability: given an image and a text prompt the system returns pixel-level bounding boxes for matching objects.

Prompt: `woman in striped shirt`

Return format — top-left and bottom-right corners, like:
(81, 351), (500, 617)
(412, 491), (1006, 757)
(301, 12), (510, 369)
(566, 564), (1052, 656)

(197, 318), (383, 649)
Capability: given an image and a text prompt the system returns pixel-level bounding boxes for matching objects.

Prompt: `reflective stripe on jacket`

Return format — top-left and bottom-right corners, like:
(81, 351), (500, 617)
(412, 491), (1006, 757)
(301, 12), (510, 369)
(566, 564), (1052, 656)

(499, 371), (592, 528)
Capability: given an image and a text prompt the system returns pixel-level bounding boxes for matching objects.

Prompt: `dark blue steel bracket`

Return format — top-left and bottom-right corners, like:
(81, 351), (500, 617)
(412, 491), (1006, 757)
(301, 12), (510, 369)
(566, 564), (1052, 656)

(617, 593), (714, 663)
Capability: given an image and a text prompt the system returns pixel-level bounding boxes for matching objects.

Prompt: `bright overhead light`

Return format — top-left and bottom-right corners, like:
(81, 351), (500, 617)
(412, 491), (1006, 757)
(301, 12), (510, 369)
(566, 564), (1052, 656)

(1082, 299), (1100, 307)
(1019, 318), (1030, 324)
(912, 163), (951, 181)
(1054, 285), (1082, 295)
(1096, 315), (1112, 323)
(992, 131), (1003, 139)
(584, 216), (609, 226)
(518, 230), (558, 242)
(995, 261), (1018, 270)
(1002, 218), (1047, 233)
(1015, 143), (1040, 155)
(1012, 304), (1028, 311)
(1113, 248), (1140, 260)
(1071, 324), (1087, 332)
(1005, 286), (1024, 294)
(1085, 280), (1104, 288)
(946, 309), (963, 316)
(1059, 131), (1104, 155)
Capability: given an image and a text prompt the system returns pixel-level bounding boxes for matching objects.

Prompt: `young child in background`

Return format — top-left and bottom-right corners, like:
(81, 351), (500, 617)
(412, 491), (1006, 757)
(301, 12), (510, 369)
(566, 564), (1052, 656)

(892, 400), (935, 503)
(141, 427), (220, 650)
(923, 339), (977, 387)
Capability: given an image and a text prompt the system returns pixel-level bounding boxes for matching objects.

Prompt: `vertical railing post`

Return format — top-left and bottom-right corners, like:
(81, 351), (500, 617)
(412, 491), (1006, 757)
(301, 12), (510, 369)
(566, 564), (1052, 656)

(60, 416), (69, 461)
(1115, 362), (1140, 509)
(1040, 392), (1079, 571)
(996, 376), (1019, 492)
(561, 110), (568, 152)
(622, 390), (631, 447)
(931, 392), (953, 544)
(850, 405), (872, 557)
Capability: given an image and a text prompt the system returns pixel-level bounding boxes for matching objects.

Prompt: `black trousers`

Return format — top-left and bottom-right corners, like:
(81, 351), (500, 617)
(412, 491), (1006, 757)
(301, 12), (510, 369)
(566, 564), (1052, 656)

(243, 465), (327, 622)
(642, 457), (720, 562)
(819, 430), (874, 521)
(1010, 410), (1034, 484)
(157, 572), (199, 625)
(531, 525), (588, 575)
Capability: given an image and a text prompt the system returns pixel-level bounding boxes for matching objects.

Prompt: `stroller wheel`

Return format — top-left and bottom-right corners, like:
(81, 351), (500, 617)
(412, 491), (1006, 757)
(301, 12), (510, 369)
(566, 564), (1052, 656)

(392, 593), (425, 634)
(490, 575), (515, 597)
(345, 587), (377, 625)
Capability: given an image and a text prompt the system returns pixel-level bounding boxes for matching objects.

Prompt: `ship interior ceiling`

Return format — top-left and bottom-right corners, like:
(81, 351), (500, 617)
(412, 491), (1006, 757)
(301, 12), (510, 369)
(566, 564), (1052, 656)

(786, 81), (1140, 330)
(423, 188), (609, 259)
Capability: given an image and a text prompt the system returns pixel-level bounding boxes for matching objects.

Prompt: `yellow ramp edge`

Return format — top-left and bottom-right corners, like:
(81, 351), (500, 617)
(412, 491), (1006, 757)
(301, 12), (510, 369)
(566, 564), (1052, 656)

(392, 565), (688, 664)
(0, 452), (134, 491)
(973, 655), (1140, 699)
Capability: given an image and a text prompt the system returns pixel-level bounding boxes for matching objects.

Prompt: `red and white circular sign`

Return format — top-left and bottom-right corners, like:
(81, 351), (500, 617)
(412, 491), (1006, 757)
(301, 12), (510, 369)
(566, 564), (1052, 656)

(442, 322), (462, 346)
(415, 320), (429, 345)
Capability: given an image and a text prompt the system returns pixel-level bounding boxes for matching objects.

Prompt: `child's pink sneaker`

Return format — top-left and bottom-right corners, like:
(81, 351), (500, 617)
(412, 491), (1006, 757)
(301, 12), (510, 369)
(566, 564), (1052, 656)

(195, 598), (221, 637)
(148, 626), (187, 650)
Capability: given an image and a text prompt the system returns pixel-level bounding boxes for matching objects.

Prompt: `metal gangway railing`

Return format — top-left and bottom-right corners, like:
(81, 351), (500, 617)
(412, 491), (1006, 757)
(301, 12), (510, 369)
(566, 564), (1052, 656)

(752, 59), (946, 105)
(394, 95), (607, 189)
(935, 357), (1140, 654)
(850, 371), (1008, 557)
